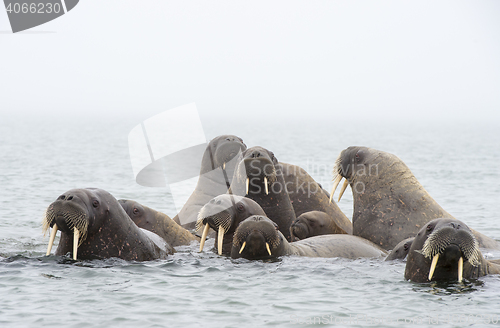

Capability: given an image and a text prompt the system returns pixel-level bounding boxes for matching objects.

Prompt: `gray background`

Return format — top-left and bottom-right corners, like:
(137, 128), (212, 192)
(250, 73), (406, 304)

(1, 0), (499, 122)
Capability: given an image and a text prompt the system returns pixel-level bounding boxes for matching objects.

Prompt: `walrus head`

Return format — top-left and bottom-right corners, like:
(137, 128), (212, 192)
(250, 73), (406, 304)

(195, 195), (266, 255)
(405, 218), (484, 283)
(42, 188), (109, 260)
(119, 199), (146, 221)
(232, 146), (279, 196)
(231, 215), (283, 260)
(385, 237), (414, 261)
(329, 146), (402, 202)
(290, 211), (330, 241)
(289, 218), (310, 242)
(200, 135), (247, 175)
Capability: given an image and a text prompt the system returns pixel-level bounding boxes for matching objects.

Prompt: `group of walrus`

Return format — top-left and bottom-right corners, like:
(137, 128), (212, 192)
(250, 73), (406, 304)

(42, 135), (500, 283)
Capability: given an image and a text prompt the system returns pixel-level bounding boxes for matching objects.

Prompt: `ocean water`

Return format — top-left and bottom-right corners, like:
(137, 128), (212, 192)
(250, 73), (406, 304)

(1, 112), (500, 328)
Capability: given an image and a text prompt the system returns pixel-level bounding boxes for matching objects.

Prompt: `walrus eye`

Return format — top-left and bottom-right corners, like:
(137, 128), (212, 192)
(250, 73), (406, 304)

(426, 224), (434, 233)
(92, 200), (99, 208)
(237, 204), (245, 212)
(133, 208), (139, 215)
(403, 244), (409, 251)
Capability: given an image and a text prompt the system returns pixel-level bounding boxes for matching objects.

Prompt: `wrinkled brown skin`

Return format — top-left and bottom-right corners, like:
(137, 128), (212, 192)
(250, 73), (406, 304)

(197, 194), (267, 255)
(385, 237), (414, 261)
(119, 199), (198, 247)
(290, 211), (347, 242)
(404, 218), (500, 282)
(52, 189), (173, 261)
(281, 163), (352, 235)
(229, 146), (296, 240)
(335, 146), (499, 250)
(172, 135), (247, 229)
(231, 216), (387, 260)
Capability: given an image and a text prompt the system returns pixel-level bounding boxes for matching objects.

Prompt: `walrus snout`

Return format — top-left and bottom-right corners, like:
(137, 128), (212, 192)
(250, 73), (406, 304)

(290, 219), (309, 241)
(407, 218), (482, 282)
(421, 224), (479, 262)
(236, 155), (277, 196)
(330, 147), (367, 203)
(196, 203), (234, 255)
(232, 216), (281, 259)
(43, 196), (89, 260)
(214, 137), (246, 169)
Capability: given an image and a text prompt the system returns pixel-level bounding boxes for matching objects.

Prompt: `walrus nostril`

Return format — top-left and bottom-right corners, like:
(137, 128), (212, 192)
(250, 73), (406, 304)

(67, 196), (73, 201)
(58, 195), (65, 200)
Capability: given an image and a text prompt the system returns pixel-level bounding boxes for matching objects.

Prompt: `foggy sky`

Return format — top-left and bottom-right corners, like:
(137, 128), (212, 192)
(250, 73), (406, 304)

(1, 0), (499, 121)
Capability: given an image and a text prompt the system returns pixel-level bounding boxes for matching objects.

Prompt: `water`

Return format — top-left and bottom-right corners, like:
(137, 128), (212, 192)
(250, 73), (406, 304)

(1, 112), (500, 327)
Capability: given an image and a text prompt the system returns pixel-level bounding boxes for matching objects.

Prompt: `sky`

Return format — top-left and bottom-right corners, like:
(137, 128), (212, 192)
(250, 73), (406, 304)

(1, 0), (500, 122)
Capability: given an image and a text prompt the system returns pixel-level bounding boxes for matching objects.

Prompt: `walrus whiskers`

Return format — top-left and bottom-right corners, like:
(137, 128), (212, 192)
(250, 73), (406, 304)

(422, 227), (480, 281)
(63, 211), (88, 247)
(214, 211), (232, 255)
(43, 205), (88, 255)
(42, 208), (53, 236)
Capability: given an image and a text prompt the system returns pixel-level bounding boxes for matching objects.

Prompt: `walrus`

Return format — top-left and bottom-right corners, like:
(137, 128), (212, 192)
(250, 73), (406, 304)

(405, 218), (500, 282)
(119, 199), (198, 247)
(43, 188), (173, 261)
(172, 135), (247, 229)
(290, 211), (347, 242)
(330, 146), (499, 250)
(281, 163), (352, 235)
(229, 146), (296, 240)
(195, 194), (267, 255)
(231, 215), (387, 260)
(385, 237), (414, 261)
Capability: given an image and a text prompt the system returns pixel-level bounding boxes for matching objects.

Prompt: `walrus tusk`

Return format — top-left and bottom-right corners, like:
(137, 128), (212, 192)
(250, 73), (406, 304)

(264, 177), (269, 195)
(246, 178), (249, 195)
(46, 224), (58, 256)
(223, 162), (225, 170)
(217, 226), (225, 255)
(338, 179), (349, 202)
(73, 228), (80, 260)
(199, 224), (210, 252)
(458, 257), (463, 283)
(266, 243), (272, 256)
(428, 254), (439, 281)
(330, 175), (343, 203)
(239, 241), (247, 254)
